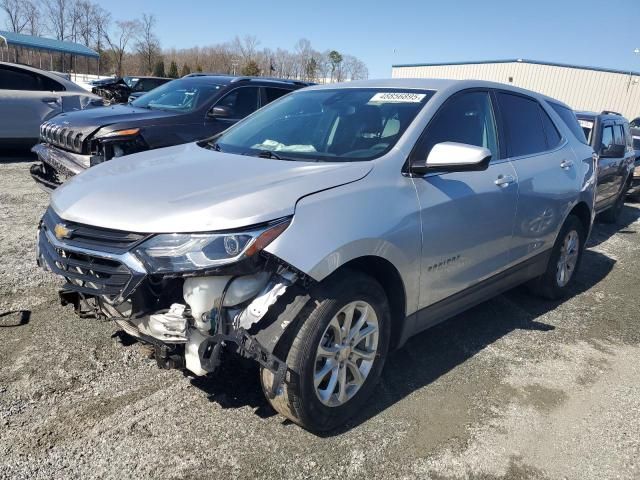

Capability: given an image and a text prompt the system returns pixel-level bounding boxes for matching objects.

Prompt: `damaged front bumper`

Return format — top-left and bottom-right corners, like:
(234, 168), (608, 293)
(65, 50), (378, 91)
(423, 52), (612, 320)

(31, 143), (92, 192)
(37, 210), (304, 396)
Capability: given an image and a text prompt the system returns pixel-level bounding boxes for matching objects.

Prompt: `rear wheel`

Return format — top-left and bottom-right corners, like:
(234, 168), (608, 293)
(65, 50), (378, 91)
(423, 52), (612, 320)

(529, 215), (585, 300)
(260, 271), (390, 432)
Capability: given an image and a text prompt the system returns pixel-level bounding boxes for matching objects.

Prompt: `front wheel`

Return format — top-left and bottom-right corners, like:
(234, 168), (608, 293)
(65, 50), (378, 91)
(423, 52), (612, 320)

(529, 215), (585, 300)
(260, 271), (390, 432)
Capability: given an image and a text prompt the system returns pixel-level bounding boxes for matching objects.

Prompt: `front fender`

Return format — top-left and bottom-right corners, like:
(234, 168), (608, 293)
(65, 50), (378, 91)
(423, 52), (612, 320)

(265, 169), (422, 317)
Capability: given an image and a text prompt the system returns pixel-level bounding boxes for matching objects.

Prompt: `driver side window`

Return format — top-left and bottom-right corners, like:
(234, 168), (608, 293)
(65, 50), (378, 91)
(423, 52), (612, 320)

(216, 87), (260, 119)
(601, 126), (614, 152)
(412, 91), (498, 162)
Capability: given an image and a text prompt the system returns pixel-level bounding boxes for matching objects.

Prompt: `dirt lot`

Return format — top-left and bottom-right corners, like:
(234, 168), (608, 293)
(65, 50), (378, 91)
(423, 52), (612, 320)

(1, 157), (639, 480)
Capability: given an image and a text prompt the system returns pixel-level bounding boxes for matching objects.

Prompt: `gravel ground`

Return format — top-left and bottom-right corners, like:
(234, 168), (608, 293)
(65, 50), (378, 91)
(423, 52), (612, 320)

(1, 157), (639, 480)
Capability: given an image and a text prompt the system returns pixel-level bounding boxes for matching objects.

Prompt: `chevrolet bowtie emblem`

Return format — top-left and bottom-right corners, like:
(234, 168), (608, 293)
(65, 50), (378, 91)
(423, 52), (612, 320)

(54, 223), (74, 240)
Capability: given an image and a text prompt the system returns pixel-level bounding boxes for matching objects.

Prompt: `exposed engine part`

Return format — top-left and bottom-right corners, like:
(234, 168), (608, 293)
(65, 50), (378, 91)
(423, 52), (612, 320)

(154, 344), (185, 370)
(183, 272), (271, 333)
(143, 304), (188, 343)
(184, 329), (213, 376)
(198, 329), (287, 398)
(113, 318), (142, 338)
(223, 272), (271, 306)
(236, 269), (297, 329)
(183, 276), (231, 331)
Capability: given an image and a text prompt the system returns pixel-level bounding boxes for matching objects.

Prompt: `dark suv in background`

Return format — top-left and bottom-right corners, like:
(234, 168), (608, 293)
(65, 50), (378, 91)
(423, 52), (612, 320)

(627, 116), (640, 198)
(31, 75), (310, 191)
(575, 111), (636, 221)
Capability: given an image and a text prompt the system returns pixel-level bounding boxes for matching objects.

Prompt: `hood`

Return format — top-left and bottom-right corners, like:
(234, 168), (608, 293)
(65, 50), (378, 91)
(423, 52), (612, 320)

(47, 104), (180, 138)
(51, 142), (373, 233)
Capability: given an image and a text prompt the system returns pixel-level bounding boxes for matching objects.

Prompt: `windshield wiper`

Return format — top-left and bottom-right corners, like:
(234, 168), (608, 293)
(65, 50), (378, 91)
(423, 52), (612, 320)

(206, 141), (222, 152)
(255, 150), (284, 160)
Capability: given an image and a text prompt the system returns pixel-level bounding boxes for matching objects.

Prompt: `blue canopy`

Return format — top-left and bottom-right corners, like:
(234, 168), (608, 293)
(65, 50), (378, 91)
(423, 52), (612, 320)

(0, 30), (99, 59)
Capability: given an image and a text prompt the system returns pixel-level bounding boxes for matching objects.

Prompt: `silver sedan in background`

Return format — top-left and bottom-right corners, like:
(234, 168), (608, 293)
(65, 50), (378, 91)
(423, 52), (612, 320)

(0, 62), (102, 149)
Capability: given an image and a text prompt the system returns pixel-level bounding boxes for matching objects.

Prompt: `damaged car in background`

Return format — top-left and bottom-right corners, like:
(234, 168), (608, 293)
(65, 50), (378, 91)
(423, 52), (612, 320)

(37, 79), (596, 431)
(30, 74), (308, 191)
(90, 75), (171, 105)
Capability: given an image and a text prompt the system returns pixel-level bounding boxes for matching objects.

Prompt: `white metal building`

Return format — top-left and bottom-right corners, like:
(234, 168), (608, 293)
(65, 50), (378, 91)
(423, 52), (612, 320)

(391, 59), (640, 120)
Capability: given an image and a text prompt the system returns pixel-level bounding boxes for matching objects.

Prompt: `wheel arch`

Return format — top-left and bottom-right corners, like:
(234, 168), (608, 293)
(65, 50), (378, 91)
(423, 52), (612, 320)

(333, 255), (408, 350)
(567, 200), (592, 236)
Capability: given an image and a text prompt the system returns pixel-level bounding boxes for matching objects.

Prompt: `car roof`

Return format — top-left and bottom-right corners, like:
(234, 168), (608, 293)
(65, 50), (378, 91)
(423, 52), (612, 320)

(125, 76), (170, 80)
(183, 73), (310, 87)
(304, 78), (573, 109)
(0, 61), (86, 92)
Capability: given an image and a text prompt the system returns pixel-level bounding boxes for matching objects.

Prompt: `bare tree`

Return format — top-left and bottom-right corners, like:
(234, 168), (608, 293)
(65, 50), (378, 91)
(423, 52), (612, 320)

(43, 0), (69, 40)
(105, 19), (140, 76)
(135, 13), (160, 74)
(23, 1), (41, 36)
(343, 54), (368, 81)
(232, 34), (259, 63)
(1, 0), (29, 32)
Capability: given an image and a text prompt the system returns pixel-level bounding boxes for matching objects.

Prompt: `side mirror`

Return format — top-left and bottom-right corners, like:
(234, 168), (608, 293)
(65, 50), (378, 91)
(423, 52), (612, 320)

(600, 143), (625, 158)
(412, 142), (492, 174)
(208, 105), (232, 118)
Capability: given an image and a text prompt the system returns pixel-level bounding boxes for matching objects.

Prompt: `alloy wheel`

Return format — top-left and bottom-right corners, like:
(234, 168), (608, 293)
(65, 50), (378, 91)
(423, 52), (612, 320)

(313, 301), (379, 407)
(556, 230), (580, 287)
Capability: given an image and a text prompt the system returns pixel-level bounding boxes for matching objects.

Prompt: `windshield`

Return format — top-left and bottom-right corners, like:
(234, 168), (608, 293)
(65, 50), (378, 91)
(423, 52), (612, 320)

(131, 78), (222, 113)
(578, 119), (594, 144)
(123, 76), (137, 88)
(212, 88), (434, 162)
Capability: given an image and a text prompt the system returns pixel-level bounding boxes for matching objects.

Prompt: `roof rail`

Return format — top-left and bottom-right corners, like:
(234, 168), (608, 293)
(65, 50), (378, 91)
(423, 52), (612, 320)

(601, 110), (622, 116)
(231, 76), (310, 86)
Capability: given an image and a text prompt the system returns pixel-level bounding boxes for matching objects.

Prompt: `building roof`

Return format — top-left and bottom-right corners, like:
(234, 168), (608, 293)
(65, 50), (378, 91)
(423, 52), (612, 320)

(0, 30), (99, 59)
(392, 58), (640, 77)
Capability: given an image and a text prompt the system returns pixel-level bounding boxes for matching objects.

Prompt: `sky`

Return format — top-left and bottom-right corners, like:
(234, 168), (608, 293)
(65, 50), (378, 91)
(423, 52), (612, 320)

(6, 0), (640, 77)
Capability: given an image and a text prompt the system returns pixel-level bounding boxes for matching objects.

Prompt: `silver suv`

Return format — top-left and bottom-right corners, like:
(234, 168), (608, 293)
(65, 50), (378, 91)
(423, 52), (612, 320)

(37, 79), (596, 431)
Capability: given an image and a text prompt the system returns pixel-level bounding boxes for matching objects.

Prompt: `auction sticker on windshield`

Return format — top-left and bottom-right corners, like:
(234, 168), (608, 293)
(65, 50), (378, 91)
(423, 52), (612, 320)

(369, 92), (426, 103)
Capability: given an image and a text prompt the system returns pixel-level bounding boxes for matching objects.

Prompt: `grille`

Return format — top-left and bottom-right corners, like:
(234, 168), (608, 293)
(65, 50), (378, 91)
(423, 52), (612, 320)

(40, 121), (84, 153)
(43, 208), (147, 254)
(39, 230), (133, 298)
(38, 209), (148, 302)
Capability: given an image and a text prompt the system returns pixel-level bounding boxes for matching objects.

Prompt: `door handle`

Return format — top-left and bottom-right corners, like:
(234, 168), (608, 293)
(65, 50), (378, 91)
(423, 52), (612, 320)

(560, 159), (574, 169)
(494, 174), (515, 187)
(41, 97), (58, 104)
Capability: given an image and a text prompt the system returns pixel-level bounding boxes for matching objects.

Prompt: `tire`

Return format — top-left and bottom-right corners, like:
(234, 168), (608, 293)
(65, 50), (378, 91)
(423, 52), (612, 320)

(600, 184), (627, 224)
(260, 270), (391, 432)
(529, 215), (585, 300)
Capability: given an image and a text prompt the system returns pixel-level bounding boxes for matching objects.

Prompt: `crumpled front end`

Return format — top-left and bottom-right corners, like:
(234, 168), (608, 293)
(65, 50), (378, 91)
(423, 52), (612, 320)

(36, 208), (307, 397)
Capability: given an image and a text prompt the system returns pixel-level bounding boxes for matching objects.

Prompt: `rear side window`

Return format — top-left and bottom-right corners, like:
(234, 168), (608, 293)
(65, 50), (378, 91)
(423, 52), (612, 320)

(265, 87), (290, 103)
(496, 92), (547, 157)
(549, 102), (588, 144)
(613, 125), (625, 146)
(0, 65), (64, 91)
(539, 106), (562, 148)
(622, 123), (634, 149)
(216, 87), (260, 119)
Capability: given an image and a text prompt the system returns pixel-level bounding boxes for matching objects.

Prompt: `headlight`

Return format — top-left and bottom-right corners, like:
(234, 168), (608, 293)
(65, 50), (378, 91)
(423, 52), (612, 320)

(96, 128), (140, 139)
(133, 218), (291, 273)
